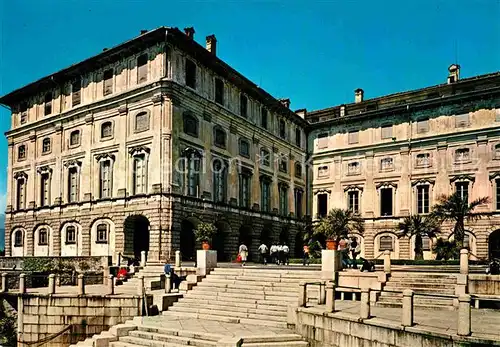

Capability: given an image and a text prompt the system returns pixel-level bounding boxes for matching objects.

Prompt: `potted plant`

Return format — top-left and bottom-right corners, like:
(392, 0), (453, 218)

(314, 208), (364, 250)
(194, 222), (217, 250)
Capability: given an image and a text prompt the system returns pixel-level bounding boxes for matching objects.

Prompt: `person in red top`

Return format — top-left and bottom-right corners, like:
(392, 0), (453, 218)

(303, 245), (310, 266)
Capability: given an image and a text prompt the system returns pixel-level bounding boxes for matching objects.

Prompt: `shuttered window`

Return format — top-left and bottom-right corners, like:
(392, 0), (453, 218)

(17, 178), (26, 210)
(103, 69), (113, 96)
(137, 54), (148, 83)
(44, 92), (52, 115)
(66, 226), (76, 244)
(100, 160), (112, 198)
(68, 167), (79, 202)
(240, 94), (248, 118)
(133, 155), (146, 195)
(381, 125), (392, 139)
(70, 130), (80, 146)
(39, 229), (48, 246)
(41, 173), (50, 206)
(96, 224), (108, 243)
(185, 59), (196, 89)
(72, 80), (81, 106)
(417, 119), (429, 133)
(42, 138), (51, 154)
(379, 235), (394, 251)
(348, 130), (359, 144)
(14, 230), (23, 247)
(215, 78), (224, 105)
(295, 128), (301, 147)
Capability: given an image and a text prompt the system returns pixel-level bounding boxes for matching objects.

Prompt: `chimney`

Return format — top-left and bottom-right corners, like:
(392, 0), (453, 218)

(278, 98), (291, 109)
(140, 29), (148, 35)
(340, 105), (346, 117)
(184, 27), (195, 40)
(206, 35), (217, 55)
(447, 64), (460, 84)
(354, 88), (364, 103)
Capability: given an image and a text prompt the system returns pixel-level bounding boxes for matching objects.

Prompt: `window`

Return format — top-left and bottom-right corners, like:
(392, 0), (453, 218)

(279, 119), (286, 139)
(44, 92), (52, 115)
(183, 113), (199, 137)
(380, 157), (393, 171)
(455, 148), (470, 162)
(417, 119), (429, 134)
(347, 162), (360, 175)
(455, 114), (469, 128)
(317, 193), (328, 218)
(99, 160), (112, 198)
(417, 185), (430, 214)
(295, 162), (302, 178)
(72, 80), (81, 106)
(182, 148), (201, 197)
(295, 189), (303, 218)
(422, 235), (431, 251)
(381, 125), (392, 139)
(496, 179), (500, 210)
(416, 153), (430, 167)
(185, 59), (196, 89)
(40, 173), (50, 207)
(101, 122), (113, 139)
(261, 108), (268, 130)
(103, 69), (113, 96)
(318, 133), (328, 149)
(70, 130), (80, 146)
(348, 130), (359, 144)
(348, 191), (359, 214)
(213, 159), (227, 203)
(18, 145), (26, 161)
(295, 128), (301, 147)
(455, 182), (469, 201)
(240, 94), (248, 118)
(133, 155), (146, 195)
(39, 228), (48, 246)
(239, 139), (250, 158)
(42, 138), (51, 154)
(16, 178), (26, 210)
(380, 188), (393, 216)
(495, 144), (500, 159)
(239, 171), (251, 208)
(68, 167), (79, 202)
(96, 224), (108, 243)
(215, 78), (224, 105)
(279, 184), (288, 216)
(260, 148), (270, 166)
(19, 102), (27, 124)
(66, 226), (76, 244)
(379, 235), (394, 251)
(14, 230), (23, 247)
(214, 126), (226, 148)
(135, 112), (149, 132)
(137, 54), (148, 83)
(279, 156), (288, 173)
(261, 178), (271, 212)
(318, 165), (329, 177)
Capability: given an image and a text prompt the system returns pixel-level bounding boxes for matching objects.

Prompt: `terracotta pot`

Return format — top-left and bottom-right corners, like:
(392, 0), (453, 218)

(202, 241), (211, 250)
(326, 239), (338, 250)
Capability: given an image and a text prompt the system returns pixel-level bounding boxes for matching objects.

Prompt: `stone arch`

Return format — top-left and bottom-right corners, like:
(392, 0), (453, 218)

(488, 229), (500, 259)
(374, 231), (399, 259)
(447, 230), (477, 256)
(260, 223), (273, 246)
(408, 234), (435, 260)
(60, 221), (83, 257)
(180, 216), (200, 261)
(124, 214), (150, 263)
(214, 220), (231, 261)
(11, 228), (26, 257)
(279, 225), (290, 245)
(33, 224), (53, 256)
(90, 218), (116, 260)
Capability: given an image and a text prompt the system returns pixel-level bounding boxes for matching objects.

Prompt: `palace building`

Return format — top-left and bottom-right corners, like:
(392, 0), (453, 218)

(1, 26), (499, 262)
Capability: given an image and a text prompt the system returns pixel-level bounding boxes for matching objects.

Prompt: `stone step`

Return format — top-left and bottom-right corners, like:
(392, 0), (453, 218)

(209, 273), (320, 280)
(241, 334), (306, 344)
(162, 311), (288, 328)
(119, 335), (213, 347)
(129, 330), (217, 346)
(192, 285), (298, 297)
(184, 291), (297, 303)
(389, 273), (457, 280)
(137, 325), (224, 342)
(377, 295), (454, 306)
(196, 280), (301, 292)
(388, 278), (456, 284)
(178, 297), (289, 311)
(384, 283), (455, 291)
(376, 300), (455, 310)
(243, 341), (309, 347)
(167, 305), (287, 322)
(172, 301), (286, 317)
(201, 277), (314, 287)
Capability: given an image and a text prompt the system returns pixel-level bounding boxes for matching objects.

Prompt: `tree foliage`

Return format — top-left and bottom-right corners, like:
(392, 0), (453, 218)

(395, 214), (440, 260)
(313, 208), (364, 242)
(432, 238), (460, 260)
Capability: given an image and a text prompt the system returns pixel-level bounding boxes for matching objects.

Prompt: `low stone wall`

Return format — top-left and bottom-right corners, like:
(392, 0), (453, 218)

(293, 308), (499, 347)
(469, 274), (500, 295)
(18, 293), (147, 347)
(0, 256), (111, 271)
(337, 271), (386, 291)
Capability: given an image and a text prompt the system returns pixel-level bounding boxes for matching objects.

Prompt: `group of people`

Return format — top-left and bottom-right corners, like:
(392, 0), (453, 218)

(340, 237), (361, 269)
(237, 243), (291, 266)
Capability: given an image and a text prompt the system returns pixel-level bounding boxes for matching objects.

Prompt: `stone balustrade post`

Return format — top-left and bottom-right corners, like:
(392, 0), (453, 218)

(1, 273), (7, 293)
(175, 251), (181, 268)
(140, 251), (147, 267)
(360, 288), (370, 319)
(107, 275), (114, 295)
(48, 274), (56, 295)
(402, 289), (414, 327)
(137, 275), (145, 296)
(19, 273), (26, 294)
(458, 295), (471, 336)
(325, 282), (336, 313)
(383, 250), (391, 274)
(78, 274), (85, 295)
(298, 282), (307, 307)
(318, 282), (326, 305)
(165, 273), (171, 294)
(460, 249), (469, 275)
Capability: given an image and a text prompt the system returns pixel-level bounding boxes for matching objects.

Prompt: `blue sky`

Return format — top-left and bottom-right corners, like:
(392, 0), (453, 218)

(0, 0), (499, 216)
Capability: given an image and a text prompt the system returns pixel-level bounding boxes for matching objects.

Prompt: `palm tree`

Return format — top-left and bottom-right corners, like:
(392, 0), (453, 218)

(395, 214), (440, 260)
(314, 208), (364, 248)
(431, 192), (490, 249)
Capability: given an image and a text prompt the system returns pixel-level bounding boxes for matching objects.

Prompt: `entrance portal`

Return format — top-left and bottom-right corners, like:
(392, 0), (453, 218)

(124, 215), (150, 262)
(180, 219), (196, 261)
(489, 230), (500, 259)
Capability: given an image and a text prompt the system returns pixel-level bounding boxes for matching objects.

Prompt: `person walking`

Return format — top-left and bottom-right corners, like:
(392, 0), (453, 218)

(258, 243), (268, 265)
(239, 243), (248, 267)
(283, 244), (290, 266)
(303, 244), (310, 266)
(270, 244), (278, 265)
(277, 244), (284, 265)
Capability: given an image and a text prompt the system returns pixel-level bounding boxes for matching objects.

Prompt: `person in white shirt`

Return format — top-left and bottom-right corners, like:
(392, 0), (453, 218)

(258, 243), (269, 265)
(277, 244), (284, 265)
(239, 244), (248, 266)
(270, 245), (278, 265)
(282, 244), (290, 266)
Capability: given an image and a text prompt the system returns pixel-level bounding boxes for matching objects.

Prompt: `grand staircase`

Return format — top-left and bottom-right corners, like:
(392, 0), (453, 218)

(377, 272), (458, 309)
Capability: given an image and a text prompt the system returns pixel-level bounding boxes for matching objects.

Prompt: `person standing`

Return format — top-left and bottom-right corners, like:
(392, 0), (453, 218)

(350, 237), (359, 269)
(277, 244), (284, 265)
(283, 244), (290, 266)
(258, 243), (269, 265)
(270, 244), (277, 265)
(239, 243), (248, 267)
(303, 244), (310, 266)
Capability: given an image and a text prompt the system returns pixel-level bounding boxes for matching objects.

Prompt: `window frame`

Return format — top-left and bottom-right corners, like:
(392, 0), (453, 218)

(294, 162), (302, 179)
(44, 92), (53, 116)
(183, 113), (199, 137)
(261, 108), (268, 130)
(100, 121), (114, 140)
(185, 58), (197, 89)
(103, 68), (114, 96)
(14, 230), (23, 247)
(348, 130), (359, 144)
(213, 126), (227, 149)
(240, 94), (248, 118)
(381, 124), (393, 139)
(347, 190), (360, 214)
(379, 235), (394, 251)
(65, 226), (76, 245)
(42, 138), (51, 154)
(96, 223), (108, 244)
(416, 184), (430, 214)
(69, 130), (81, 147)
(279, 119), (286, 139)
(295, 128), (301, 147)
(137, 54), (148, 83)
(214, 78), (224, 105)
(134, 111), (150, 133)
(239, 138), (250, 158)
(18, 145), (26, 161)
(260, 148), (270, 167)
(38, 228), (48, 246)
(72, 80), (82, 106)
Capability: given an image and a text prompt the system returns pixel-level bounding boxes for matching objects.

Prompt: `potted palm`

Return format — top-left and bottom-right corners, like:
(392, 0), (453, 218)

(194, 222), (217, 250)
(314, 208), (364, 250)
